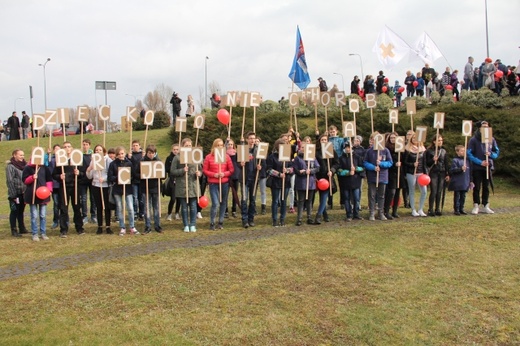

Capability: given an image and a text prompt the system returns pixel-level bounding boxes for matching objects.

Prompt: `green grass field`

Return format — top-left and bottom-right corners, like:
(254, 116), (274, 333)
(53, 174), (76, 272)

(1, 127), (519, 345)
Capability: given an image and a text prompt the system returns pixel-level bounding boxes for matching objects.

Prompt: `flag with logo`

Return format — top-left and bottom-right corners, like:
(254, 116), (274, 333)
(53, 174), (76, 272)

(372, 26), (411, 70)
(288, 26), (310, 90)
(411, 31), (443, 66)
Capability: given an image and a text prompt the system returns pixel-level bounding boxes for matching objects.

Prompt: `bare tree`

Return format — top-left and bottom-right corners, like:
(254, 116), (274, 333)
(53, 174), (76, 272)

(144, 83), (174, 115)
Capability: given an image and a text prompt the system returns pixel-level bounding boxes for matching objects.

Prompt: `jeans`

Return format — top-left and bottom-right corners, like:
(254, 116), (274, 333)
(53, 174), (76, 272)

(180, 197), (198, 228)
(209, 182), (229, 224)
(30, 204), (47, 236)
(367, 183), (386, 213)
(114, 193), (135, 229)
(143, 192), (160, 229)
(79, 184), (96, 219)
(52, 189), (61, 224)
(271, 187), (290, 222)
(463, 78), (475, 90)
(453, 191), (467, 212)
(132, 183), (144, 217)
(406, 173), (427, 211)
(259, 177), (267, 205)
(316, 188), (330, 215)
(288, 174), (295, 208)
(342, 188), (360, 218)
(241, 182), (257, 222)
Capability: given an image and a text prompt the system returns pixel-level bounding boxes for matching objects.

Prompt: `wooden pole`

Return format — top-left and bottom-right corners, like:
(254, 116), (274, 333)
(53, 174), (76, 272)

(32, 165), (39, 205)
(62, 166), (67, 206)
(376, 149), (380, 188)
(370, 108), (374, 134)
(281, 162), (286, 201)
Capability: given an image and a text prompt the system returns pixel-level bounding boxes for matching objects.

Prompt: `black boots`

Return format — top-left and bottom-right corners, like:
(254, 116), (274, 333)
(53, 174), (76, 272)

(11, 229), (21, 237)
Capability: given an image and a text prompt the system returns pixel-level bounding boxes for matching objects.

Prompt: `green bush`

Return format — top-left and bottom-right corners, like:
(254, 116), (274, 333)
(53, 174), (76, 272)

(133, 110), (170, 131)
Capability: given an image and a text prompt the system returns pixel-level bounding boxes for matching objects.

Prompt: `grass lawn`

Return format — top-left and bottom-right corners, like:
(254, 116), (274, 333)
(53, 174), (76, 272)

(1, 127), (519, 345)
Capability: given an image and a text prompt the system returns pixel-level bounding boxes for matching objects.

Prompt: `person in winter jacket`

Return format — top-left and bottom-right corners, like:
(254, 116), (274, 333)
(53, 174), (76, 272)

(314, 133), (339, 224)
(164, 143), (180, 220)
(363, 133), (393, 221)
(137, 145), (163, 234)
(203, 138), (235, 231)
(170, 138), (202, 232)
(467, 120), (499, 215)
(22, 161), (53, 241)
(108, 146), (139, 236)
(239, 131), (263, 228)
(383, 132), (404, 219)
(448, 145), (473, 215)
(403, 133), (428, 217)
(266, 138), (294, 227)
(6, 149), (28, 237)
(86, 145), (113, 234)
(337, 142), (364, 221)
(425, 135), (450, 216)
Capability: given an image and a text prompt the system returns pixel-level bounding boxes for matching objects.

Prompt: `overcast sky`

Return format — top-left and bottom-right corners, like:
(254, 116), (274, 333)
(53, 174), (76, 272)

(1, 0), (518, 124)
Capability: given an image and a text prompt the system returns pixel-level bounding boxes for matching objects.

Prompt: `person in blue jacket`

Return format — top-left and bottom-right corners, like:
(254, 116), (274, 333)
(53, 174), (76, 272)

(448, 145), (473, 215)
(467, 120), (499, 215)
(364, 133), (393, 221)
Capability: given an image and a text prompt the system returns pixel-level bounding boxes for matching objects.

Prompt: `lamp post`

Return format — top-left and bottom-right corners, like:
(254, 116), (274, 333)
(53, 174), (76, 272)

(333, 72), (344, 91)
(14, 97), (24, 112)
(484, 0), (489, 57)
(348, 53), (364, 83)
(205, 56), (209, 109)
(38, 58), (51, 110)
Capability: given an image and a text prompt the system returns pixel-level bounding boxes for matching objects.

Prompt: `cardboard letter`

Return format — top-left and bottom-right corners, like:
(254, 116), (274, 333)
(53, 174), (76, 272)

(462, 120), (472, 137)
(433, 112), (445, 129)
(366, 94), (376, 109)
(389, 109), (399, 124)
(144, 110), (154, 126)
(349, 99), (359, 113)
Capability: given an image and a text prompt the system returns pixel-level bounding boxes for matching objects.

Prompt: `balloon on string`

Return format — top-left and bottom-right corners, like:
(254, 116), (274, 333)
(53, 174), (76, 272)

(445, 85), (453, 90)
(495, 70), (504, 78)
(36, 186), (51, 199)
(217, 109), (230, 125)
(198, 196), (209, 208)
(417, 174), (431, 187)
(214, 94), (221, 102)
(317, 178), (329, 191)
(384, 77), (389, 83)
(398, 86), (405, 93)
(413, 81), (419, 87)
(382, 86), (388, 93)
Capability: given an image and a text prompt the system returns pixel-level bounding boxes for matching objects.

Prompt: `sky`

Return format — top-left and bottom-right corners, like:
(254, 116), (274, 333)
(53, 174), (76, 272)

(1, 0), (518, 125)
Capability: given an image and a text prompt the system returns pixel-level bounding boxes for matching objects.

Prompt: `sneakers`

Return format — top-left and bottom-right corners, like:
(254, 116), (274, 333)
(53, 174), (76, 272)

(51, 222), (58, 229)
(232, 212), (237, 218)
(32, 234), (40, 242)
(454, 211), (461, 216)
(459, 210), (467, 215)
(91, 217), (98, 224)
(175, 213), (180, 220)
(96, 227), (103, 235)
(167, 214), (172, 221)
(411, 210), (420, 217)
(379, 211), (387, 221)
(106, 227), (114, 234)
(482, 204), (494, 214)
(189, 226), (197, 232)
(248, 221), (255, 227)
(143, 227), (152, 235)
(272, 221), (279, 227)
(428, 210), (436, 217)
(196, 212), (203, 219)
(224, 212), (229, 218)
(119, 228), (126, 236)
(40, 234), (49, 240)
(155, 226), (163, 233)
(242, 220), (249, 229)
(183, 226), (190, 233)
(77, 229), (86, 235)
(369, 213), (375, 221)
(217, 223), (224, 230)
(83, 217), (89, 225)
(289, 207), (295, 214)
(60, 233), (68, 238)
(471, 203), (479, 215)
(209, 223), (216, 231)
(418, 210), (427, 217)
(130, 228), (140, 235)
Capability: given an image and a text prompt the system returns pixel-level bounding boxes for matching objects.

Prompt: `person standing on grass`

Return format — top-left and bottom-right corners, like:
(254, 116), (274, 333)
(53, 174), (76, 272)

(293, 136), (320, 226)
(86, 145), (113, 235)
(240, 131), (262, 229)
(164, 143), (180, 221)
(52, 142), (85, 237)
(108, 146), (139, 236)
(47, 144), (62, 230)
(170, 138), (201, 233)
(383, 132), (402, 220)
(266, 138), (294, 227)
(448, 145), (472, 215)
(22, 160), (53, 241)
(6, 149), (28, 237)
(128, 140), (145, 221)
(225, 138), (241, 219)
(364, 132), (393, 221)
(314, 133), (339, 224)
(403, 132), (428, 217)
(467, 120), (499, 215)
(137, 145), (163, 234)
(203, 138), (235, 231)
(425, 134), (450, 216)
(79, 138), (97, 225)
(337, 142), (364, 222)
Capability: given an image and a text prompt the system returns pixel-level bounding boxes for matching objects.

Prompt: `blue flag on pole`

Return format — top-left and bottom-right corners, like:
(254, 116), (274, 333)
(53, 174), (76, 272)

(288, 26), (310, 90)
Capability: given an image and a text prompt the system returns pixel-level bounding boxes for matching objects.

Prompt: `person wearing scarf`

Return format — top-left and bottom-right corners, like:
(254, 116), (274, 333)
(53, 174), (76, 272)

(6, 149), (28, 237)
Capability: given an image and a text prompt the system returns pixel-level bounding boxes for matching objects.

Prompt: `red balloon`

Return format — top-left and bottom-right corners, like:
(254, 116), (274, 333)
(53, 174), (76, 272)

(384, 77), (389, 83)
(198, 196), (209, 209)
(36, 186), (51, 200)
(445, 85), (453, 90)
(317, 178), (330, 191)
(398, 86), (405, 93)
(417, 174), (431, 187)
(214, 94), (221, 102)
(412, 81), (419, 87)
(382, 86), (388, 93)
(216, 109), (230, 125)
(495, 70), (504, 78)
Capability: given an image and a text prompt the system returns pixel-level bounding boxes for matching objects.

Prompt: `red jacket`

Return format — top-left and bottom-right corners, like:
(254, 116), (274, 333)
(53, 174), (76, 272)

(203, 153), (234, 184)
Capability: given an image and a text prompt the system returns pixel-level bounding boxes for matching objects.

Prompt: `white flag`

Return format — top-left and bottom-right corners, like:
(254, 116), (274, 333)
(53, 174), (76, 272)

(372, 26), (411, 70)
(411, 32), (443, 66)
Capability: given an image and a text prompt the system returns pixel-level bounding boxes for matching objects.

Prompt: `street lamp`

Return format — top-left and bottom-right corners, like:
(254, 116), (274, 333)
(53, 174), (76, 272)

(205, 56), (209, 109)
(38, 58), (51, 110)
(14, 97), (24, 112)
(333, 72), (345, 91)
(484, 0), (489, 57)
(348, 53), (364, 83)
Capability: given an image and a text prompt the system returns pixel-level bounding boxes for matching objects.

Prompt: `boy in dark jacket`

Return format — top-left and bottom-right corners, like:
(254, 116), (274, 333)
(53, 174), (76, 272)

(137, 145), (163, 234)
(448, 145), (473, 215)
